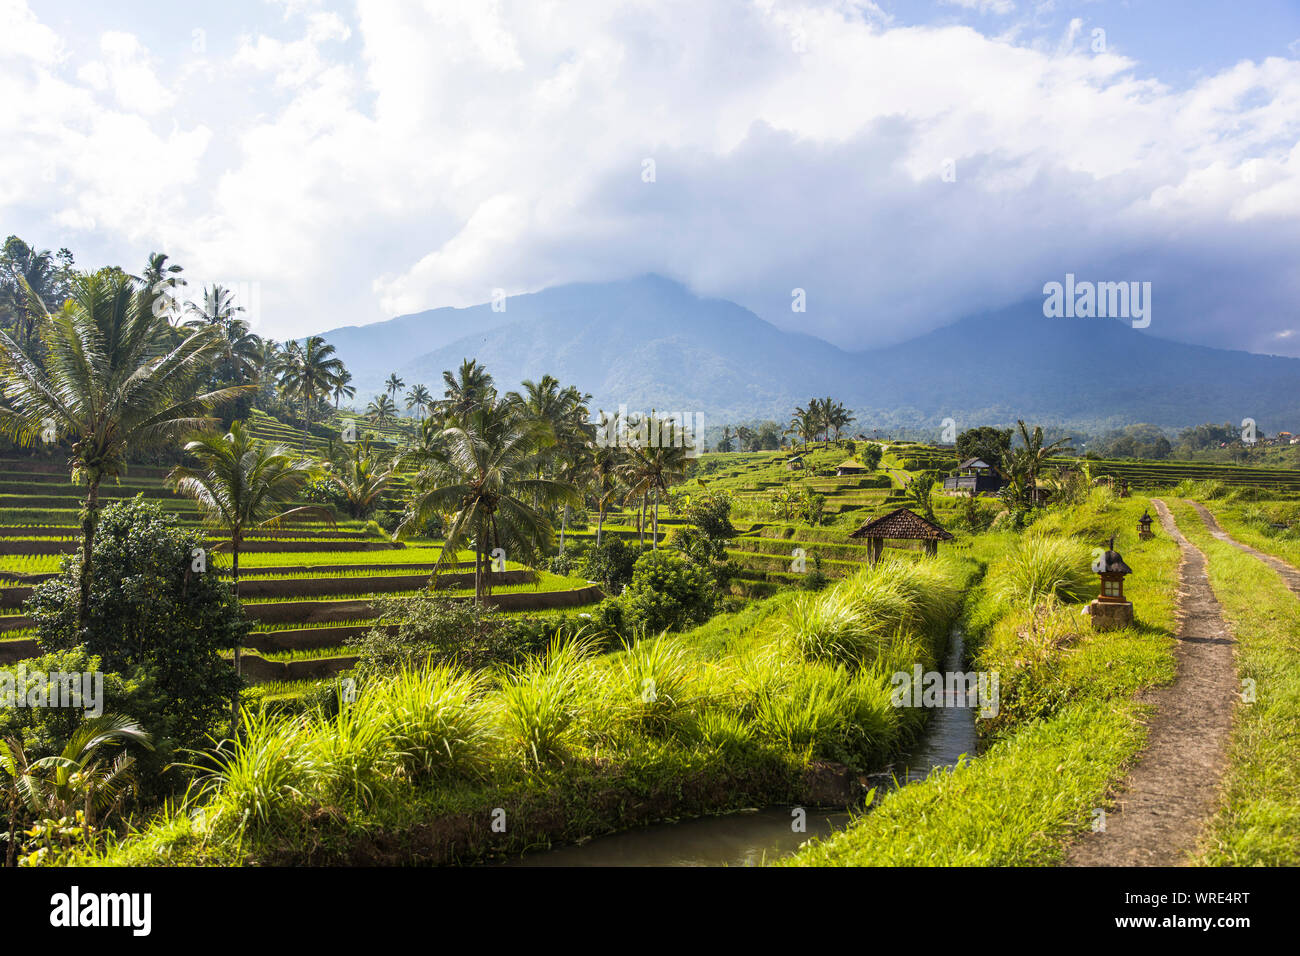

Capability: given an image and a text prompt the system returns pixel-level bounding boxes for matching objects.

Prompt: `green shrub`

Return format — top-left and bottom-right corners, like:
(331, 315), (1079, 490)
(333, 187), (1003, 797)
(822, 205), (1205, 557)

(615, 636), (697, 735)
(349, 594), (540, 676)
(620, 549), (715, 634)
(26, 498), (245, 753)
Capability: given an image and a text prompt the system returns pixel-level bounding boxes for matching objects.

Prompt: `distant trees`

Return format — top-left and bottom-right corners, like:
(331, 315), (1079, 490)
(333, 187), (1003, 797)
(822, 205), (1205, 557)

(405, 384), (433, 420)
(784, 399), (854, 447)
(956, 426), (1012, 470)
(276, 336), (346, 447)
(397, 377), (578, 602)
(1092, 423), (1172, 460)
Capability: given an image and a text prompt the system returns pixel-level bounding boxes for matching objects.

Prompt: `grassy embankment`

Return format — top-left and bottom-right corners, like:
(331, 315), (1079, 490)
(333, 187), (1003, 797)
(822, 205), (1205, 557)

(1164, 498), (1300, 865)
(76, 550), (977, 867)
(782, 493), (1182, 865)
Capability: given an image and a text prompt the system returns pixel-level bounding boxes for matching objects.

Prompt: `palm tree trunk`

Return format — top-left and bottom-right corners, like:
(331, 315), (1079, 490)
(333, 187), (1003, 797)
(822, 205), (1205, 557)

(301, 395), (312, 451)
(560, 504), (568, 553)
(230, 535), (243, 732)
(596, 506), (604, 547)
(652, 490), (659, 549)
(639, 495), (645, 548)
(474, 533), (485, 605)
(76, 475), (101, 633)
(231, 536), (242, 670)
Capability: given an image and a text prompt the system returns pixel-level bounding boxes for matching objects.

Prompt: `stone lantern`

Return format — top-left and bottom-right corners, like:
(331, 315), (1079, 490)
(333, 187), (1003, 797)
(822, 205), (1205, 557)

(1087, 535), (1133, 630)
(1137, 511), (1154, 540)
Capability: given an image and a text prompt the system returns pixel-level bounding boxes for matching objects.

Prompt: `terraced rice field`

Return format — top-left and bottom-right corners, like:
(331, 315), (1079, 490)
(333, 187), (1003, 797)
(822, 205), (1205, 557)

(0, 451), (605, 685)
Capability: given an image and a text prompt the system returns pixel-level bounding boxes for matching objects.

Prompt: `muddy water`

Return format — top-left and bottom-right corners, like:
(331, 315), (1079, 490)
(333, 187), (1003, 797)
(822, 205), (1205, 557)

(504, 628), (977, 867)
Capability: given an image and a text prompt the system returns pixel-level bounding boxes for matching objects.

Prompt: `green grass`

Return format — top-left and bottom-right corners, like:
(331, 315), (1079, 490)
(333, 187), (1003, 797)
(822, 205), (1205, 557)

(76, 546), (974, 866)
(780, 494), (1182, 866)
(1166, 498), (1300, 865)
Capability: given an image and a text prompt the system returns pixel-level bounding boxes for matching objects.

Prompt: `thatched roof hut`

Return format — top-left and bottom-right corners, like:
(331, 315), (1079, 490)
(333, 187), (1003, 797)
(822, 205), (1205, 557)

(849, 506), (954, 559)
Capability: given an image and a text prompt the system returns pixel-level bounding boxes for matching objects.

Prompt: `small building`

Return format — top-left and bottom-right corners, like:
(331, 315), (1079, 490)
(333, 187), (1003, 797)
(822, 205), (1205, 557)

(848, 506), (954, 561)
(835, 459), (867, 477)
(785, 455), (805, 471)
(942, 457), (1005, 495)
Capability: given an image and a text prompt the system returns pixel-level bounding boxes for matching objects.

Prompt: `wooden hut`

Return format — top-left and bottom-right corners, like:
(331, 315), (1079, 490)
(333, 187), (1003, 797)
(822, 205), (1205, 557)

(942, 458), (1005, 495)
(835, 459), (867, 477)
(848, 507), (954, 561)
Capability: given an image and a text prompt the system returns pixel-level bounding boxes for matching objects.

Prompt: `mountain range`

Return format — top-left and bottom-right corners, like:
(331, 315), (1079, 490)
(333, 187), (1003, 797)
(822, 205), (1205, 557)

(317, 275), (1300, 436)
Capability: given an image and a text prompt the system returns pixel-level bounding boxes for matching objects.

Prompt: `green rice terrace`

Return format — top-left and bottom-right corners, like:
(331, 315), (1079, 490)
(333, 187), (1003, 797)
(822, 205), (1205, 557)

(0, 290), (1296, 873)
(0, 450), (603, 688)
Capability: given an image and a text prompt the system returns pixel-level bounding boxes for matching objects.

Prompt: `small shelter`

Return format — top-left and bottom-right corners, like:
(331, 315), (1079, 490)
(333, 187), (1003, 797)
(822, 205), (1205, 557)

(785, 455), (804, 471)
(848, 507), (954, 561)
(835, 459), (866, 477)
(942, 458), (1005, 495)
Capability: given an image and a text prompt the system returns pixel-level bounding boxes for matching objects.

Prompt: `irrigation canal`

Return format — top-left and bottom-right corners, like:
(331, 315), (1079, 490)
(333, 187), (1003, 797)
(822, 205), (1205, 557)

(505, 628), (978, 866)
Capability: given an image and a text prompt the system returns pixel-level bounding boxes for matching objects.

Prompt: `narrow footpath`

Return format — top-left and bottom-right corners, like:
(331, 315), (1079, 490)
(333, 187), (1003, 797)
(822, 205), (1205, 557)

(1065, 498), (1237, 866)
(1187, 499), (1300, 597)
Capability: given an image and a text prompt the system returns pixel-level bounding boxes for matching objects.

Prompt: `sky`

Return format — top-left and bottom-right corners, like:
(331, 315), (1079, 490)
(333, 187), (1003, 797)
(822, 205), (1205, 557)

(3, 0), (1299, 357)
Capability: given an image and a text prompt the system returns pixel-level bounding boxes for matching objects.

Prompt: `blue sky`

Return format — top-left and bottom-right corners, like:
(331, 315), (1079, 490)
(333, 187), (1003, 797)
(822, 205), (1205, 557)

(4, 0), (1299, 358)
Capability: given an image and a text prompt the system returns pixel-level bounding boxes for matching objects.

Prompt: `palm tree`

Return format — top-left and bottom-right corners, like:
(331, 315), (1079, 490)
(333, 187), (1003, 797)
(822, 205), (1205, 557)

(2, 714), (152, 861)
(439, 358), (495, 424)
(137, 252), (185, 332)
(619, 423), (690, 549)
(0, 271), (247, 631)
(827, 401), (854, 443)
(366, 393), (397, 425)
(328, 438), (397, 519)
(787, 404), (818, 449)
(184, 284), (243, 331)
(168, 422), (329, 680)
(397, 395), (577, 602)
(276, 336), (345, 449)
(717, 425), (735, 453)
(3, 243), (61, 353)
(332, 369), (355, 410)
(214, 317), (262, 385)
(405, 383), (432, 420)
(384, 373), (405, 403)
(1006, 420), (1076, 507)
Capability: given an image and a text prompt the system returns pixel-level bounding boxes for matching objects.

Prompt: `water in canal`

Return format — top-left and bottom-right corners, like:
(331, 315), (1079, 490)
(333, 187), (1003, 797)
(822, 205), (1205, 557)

(505, 628), (978, 867)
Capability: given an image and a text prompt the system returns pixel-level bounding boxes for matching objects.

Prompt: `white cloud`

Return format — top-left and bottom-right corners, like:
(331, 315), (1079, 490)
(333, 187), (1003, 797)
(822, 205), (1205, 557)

(2, 0), (1299, 359)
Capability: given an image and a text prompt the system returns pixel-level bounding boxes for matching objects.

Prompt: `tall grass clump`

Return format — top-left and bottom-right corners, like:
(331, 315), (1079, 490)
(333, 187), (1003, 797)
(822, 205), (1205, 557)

(370, 665), (496, 782)
(616, 635), (697, 734)
(302, 693), (397, 811)
(988, 531), (1093, 607)
(1172, 478), (1228, 500)
(496, 632), (600, 769)
(785, 556), (960, 669)
(192, 708), (313, 837)
(745, 660), (896, 768)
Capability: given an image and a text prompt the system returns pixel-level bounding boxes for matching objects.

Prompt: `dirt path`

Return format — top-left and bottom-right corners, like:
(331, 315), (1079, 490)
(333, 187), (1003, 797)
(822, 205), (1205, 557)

(1187, 499), (1300, 597)
(1065, 498), (1237, 866)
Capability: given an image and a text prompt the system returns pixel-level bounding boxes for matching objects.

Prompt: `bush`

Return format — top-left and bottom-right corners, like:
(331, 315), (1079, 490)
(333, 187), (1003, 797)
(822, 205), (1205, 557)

(620, 550), (715, 635)
(26, 498), (246, 754)
(580, 538), (643, 593)
(349, 594), (543, 676)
